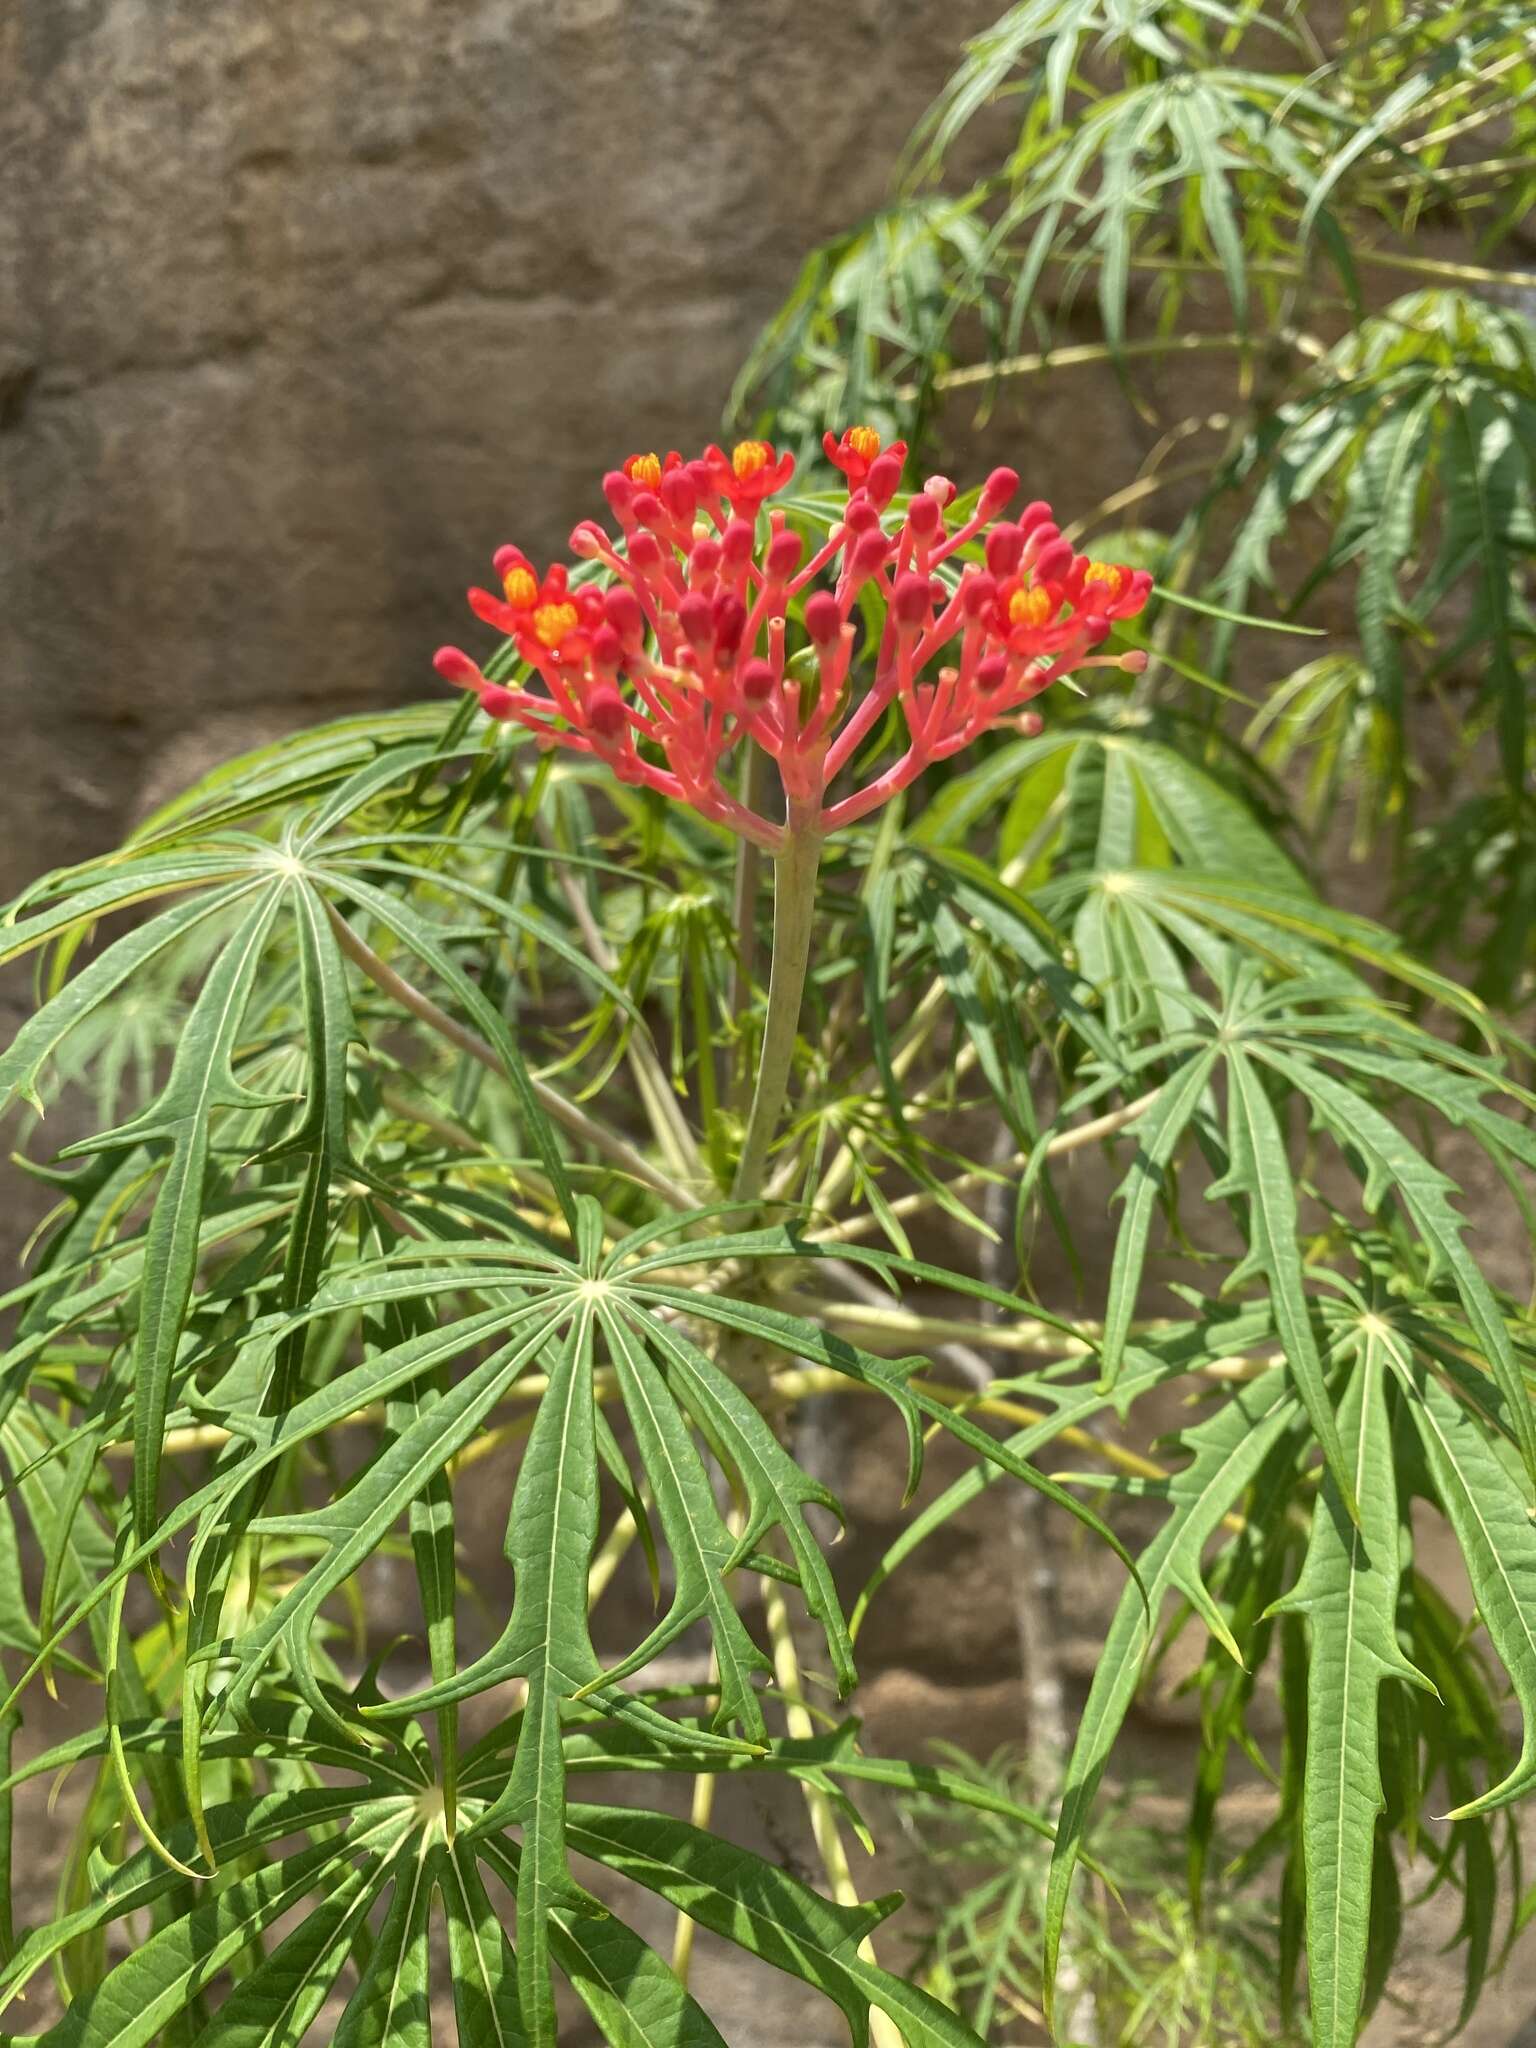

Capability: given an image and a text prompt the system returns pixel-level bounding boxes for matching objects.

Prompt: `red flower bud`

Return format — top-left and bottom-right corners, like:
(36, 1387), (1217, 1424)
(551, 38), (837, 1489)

(690, 538), (722, 580)
(804, 590), (842, 644)
(865, 452), (903, 508)
(985, 523), (1025, 577)
(982, 466), (1020, 511)
(1034, 539), (1074, 583)
(905, 492), (941, 538)
(659, 470), (697, 523)
(843, 495), (880, 533)
(434, 647), (482, 687)
(1082, 613), (1111, 645)
(976, 654), (1009, 695)
(924, 475), (957, 507)
(628, 531), (663, 571)
(590, 624), (623, 669)
(739, 658), (775, 704)
(481, 685), (517, 718)
(677, 590), (714, 649)
(893, 572), (932, 626)
(850, 529), (891, 579)
(1018, 499), (1053, 534)
(630, 490), (663, 529)
(712, 592), (748, 655)
(493, 545), (528, 577)
(960, 571), (997, 619)
(604, 585), (645, 643)
(720, 518), (755, 566)
(766, 527), (804, 579)
(602, 472), (633, 517)
(587, 685), (627, 739)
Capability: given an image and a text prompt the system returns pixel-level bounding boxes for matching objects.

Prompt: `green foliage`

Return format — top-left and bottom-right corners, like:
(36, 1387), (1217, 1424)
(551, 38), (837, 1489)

(897, 1749), (1298, 2046)
(4, 6), (1536, 2047)
(735, 0), (1536, 1008)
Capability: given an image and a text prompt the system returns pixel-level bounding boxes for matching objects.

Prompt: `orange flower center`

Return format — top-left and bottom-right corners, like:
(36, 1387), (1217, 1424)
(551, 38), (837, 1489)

(845, 425), (881, 462)
(503, 566), (539, 608)
(625, 452), (662, 490)
(1008, 584), (1055, 629)
(1083, 562), (1127, 598)
(731, 440), (773, 482)
(532, 601), (580, 650)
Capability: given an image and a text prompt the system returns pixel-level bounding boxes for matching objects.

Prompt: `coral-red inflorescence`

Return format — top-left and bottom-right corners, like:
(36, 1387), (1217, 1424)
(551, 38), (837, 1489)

(435, 435), (1151, 849)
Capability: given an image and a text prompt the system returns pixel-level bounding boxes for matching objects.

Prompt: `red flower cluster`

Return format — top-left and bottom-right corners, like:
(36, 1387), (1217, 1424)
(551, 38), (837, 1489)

(435, 434), (1150, 848)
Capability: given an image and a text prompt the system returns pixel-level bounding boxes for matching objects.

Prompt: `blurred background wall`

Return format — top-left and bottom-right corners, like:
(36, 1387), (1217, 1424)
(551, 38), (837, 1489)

(0, 0), (995, 895)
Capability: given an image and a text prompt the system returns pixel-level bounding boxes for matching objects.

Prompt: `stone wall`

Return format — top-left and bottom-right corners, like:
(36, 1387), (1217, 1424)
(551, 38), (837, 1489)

(0, 0), (998, 893)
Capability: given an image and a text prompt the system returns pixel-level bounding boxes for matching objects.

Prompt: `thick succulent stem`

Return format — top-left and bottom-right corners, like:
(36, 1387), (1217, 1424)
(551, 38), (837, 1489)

(731, 809), (822, 1208)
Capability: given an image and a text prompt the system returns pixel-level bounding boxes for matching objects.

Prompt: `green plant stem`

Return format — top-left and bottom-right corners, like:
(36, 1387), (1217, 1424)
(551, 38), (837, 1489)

(759, 1574), (905, 2048)
(327, 906), (697, 1210)
(731, 813), (822, 1208)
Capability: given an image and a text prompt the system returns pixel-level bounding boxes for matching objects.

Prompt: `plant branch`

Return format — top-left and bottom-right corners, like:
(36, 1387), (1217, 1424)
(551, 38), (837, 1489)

(809, 1089), (1161, 1245)
(327, 905), (697, 1210)
(510, 760), (707, 1189)
(759, 1573), (905, 2048)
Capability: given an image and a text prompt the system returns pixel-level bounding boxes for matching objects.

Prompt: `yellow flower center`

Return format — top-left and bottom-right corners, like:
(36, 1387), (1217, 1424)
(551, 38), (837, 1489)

(1083, 562), (1127, 598)
(625, 452), (662, 490)
(532, 601), (580, 650)
(731, 440), (773, 482)
(1008, 584), (1055, 629)
(846, 425), (881, 462)
(502, 566), (539, 608)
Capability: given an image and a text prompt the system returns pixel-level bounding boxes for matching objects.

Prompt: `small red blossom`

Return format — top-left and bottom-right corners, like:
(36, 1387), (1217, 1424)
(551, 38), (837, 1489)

(701, 438), (797, 514)
(622, 449), (683, 492)
(823, 424), (909, 489)
(435, 433), (1150, 848)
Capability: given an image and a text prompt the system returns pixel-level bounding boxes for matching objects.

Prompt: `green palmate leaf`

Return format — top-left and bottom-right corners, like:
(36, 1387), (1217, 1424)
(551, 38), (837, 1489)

(550, 1901), (728, 2048)
(0, 850), (267, 963)
(0, 882), (261, 1118)
(465, 1309), (606, 2048)
(1405, 1366), (1536, 1820)
(0, 1786), (370, 2019)
(1261, 1050), (1536, 1497)
(594, 1309), (772, 1738)
(1099, 1048), (1221, 1386)
(126, 706), (458, 850)
(851, 1308), (1278, 1634)
(556, 1806), (987, 2048)
(258, 880), (370, 1432)
(228, 1307), (568, 1728)
(440, 1845), (529, 2048)
(1267, 1335), (1432, 2048)
(1042, 1369), (1299, 2029)
(36, 1838), (360, 2048)
(79, 884), (288, 1550)
(1216, 1046), (1356, 1514)
(332, 877), (577, 1230)
(331, 1840), (439, 2048)
(187, 1855), (380, 2047)
(633, 1310), (857, 1696)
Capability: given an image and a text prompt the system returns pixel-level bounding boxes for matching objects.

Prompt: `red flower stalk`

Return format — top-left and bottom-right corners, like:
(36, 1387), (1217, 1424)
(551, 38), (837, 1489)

(435, 431), (1151, 850)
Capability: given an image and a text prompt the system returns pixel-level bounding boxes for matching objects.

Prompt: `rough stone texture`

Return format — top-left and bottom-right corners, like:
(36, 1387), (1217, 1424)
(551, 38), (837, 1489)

(0, 0), (999, 895)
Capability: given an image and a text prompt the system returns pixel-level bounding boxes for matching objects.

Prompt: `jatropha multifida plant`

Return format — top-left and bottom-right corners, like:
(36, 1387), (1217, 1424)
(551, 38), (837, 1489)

(1, 417), (1534, 2048)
